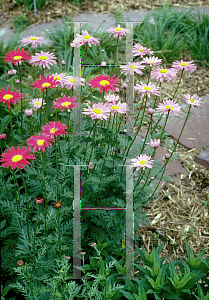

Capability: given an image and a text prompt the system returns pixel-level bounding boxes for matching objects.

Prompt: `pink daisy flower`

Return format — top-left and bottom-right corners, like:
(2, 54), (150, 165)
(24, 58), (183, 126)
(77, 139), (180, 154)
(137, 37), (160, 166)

(0, 85), (23, 110)
(133, 43), (154, 58)
(183, 93), (202, 109)
(134, 82), (161, 99)
(151, 67), (177, 83)
(71, 30), (100, 48)
(104, 93), (120, 103)
(156, 99), (181, 116)
(32, 74), (59, 94)
(62, 76), (85, 90)
(172, 60), (197, 72)
(119, 62), (145, 76)
(107, 24), (130, 40)
(1, 146), (36, 169)
(31, 98), (46, 110)
(26, 133), (55, 153)
(41, 121), (68, 137)
(131, 154), (154, 171)
(21, 36), (46, 49)
(30, 51), (57, 69)
(146, 139), (160, 148)
(51, 73), (69, 88)
(88, 74), (119, 94)
(82, 102), (111, 120)
(53, 95), (79, 112)
(4, 48), (31, 66)
(142, 56), (162, 67)
(106, 99), (126, 115)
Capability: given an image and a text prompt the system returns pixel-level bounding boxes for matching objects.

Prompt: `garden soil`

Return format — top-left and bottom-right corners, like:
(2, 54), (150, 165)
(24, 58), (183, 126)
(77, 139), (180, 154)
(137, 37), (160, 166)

(1, 0), (209, 289)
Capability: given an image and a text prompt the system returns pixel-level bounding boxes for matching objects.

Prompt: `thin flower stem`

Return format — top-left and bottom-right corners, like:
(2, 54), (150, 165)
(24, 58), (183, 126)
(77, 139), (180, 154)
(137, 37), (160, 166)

(147, 66), (151, 84)
(113, 112), (118, 160)
(9, 108), (14, 145)
(55, 136), (59, 202)
(114, 36), (119, 66)
(85, 43), (88, 65)
(33, 204), (39, 267)
(46, 88), (48, 123)
(82, 256), (89, 300)
(83, 127), (93, 162)
(12, 170), (22, 229)
(0, 144), (10, 200)
(95, 247), (107, 299)
(42, 152), (48, 240)
(20, 169), (31, 243)
(25, 264), (35, 300)
(98, 112), (112, 159)
(58, 208), (61, 259)
(18, 63), (23, 132)
(172, 69), (184, 100)
(88, 120), (97, 166)
(140, 110), (153, 154)
(90, 86), (92, 107)
(67, 110), (70, 165)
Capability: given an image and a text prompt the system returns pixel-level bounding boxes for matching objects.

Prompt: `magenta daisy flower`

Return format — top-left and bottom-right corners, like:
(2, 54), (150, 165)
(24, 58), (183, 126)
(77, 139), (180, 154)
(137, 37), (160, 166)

(119, 62), (145, 76)
(146, 139), (160, 148)
(106, 99), (126, 115)
(21, 36), (46, 49)
(131, 154), (154, 171)
(142, 56), (162, 67)
(172, 60), (197, 72)
(30, 51), (57, 69)
(134, 82), (161, 99)
(104, 93), (120, 103)
(51, 73), (69, 88)
(71, 30), (100, 47)
(156, 99), (181, 116)
(82, 102), (111, 120)
(151, 67), (177, 83)
(183, 93), (202, 109)
(107, 24), (130, 40)
(88, 74), (119, 94)
(0, 85), (23, 109)
(53, 95), (79, 112)
(26, 133), (55, 153)
(1, 146), (36, 169)
(41, 121), (68, 137)
(62, 76), (85, 90)
(31, 98), (46, 110)
(4, 48), (31, 66)
(133, 43), (154, 58)
(32, 74), (59, 94)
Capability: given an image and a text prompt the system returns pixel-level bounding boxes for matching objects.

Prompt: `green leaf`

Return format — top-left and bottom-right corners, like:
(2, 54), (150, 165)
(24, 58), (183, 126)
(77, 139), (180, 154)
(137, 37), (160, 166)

(119, 290), (136, 300)
(0, 79), (12, 90)
(0, 115), (10, 134)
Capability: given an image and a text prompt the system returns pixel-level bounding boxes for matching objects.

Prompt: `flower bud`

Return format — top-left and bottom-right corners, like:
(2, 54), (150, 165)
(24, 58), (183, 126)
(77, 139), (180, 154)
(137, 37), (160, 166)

(0, 133), (6, 139)
(8, 70), (12, 75)
(115, 87), (119, 92)
(165, 153), (170, 159)
(123, 83), (127, 88)
(90, 242), (96, 247)
(88, 162), (94, 169)
(81, 252), (86, 255)
(15, 79), (20, 83)
(148, 107), (154, 115)
(102, 49), (104, 52)
(17, 260), (24, 266)
(25, 109), (33, 116)
(65, 256), (71, 259)
(101, 61), (106, 66)
(35, 197), (44, 204)
(62, 60), (65, 65)
(54, 201), (62, 209)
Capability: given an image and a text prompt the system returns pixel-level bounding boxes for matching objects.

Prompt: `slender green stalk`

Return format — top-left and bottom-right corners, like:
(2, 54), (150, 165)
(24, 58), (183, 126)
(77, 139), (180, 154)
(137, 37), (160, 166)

(113, 112), (118, 160)
(98, 112), (112, 159)
(81, 256), (89, 300)
(18, 62), (23, 132)
(33, 204), (39, 266)
(67, 109), (70, 164)
(90, 86), (92, 107)
(114, 36), (119, 66)
(9, 108), (14, 145)
(147, 66), (151, 84)
(55, 136), (59, 202)
(95, 246), (107, 299)
(85, 43), (88, 65)
(0, 143), (10, 200)
(58, 207), (61, 259)
(20, 169), (31, 243)
(88, 120), (97, 165)
(42, 152), (48, 240)
(46, 88), (48, 123)
(172, 69), (184, 100)
(12, 170), (22, 229)
(25, 263), (35, 300)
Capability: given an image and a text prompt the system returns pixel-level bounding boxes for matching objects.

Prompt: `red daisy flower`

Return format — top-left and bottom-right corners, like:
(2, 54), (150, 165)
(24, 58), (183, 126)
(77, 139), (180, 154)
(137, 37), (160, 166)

(35, 197), (45, 204)
(26, 133), (55, 153)
(41, 121), (68, 137)
(32, 74), (59, 94)
(0, 85), (24, 110)
(4, 48), (31, 66)
(53, 95), (80, 112)
(1, 146), (36, 169)
(54, 201), (62, 208)
(88, 74), (119, 94)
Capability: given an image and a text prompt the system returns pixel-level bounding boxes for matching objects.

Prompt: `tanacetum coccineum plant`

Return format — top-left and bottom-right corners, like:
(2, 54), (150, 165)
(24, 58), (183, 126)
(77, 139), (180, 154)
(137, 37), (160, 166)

(0, 21), (206, 300)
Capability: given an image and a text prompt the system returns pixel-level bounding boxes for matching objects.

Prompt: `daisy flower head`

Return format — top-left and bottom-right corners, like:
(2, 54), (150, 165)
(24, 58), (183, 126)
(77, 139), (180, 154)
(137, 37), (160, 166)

(107, 24), (130, 40)
(70, 33), (84, 47)
(142, 56), (162, 67)
(21, 36), (46, 49)
(0, 85), (23, 109)
(62, 76), (85, 90)
(104, 93), (120, 103)
(82, 102), (111, 120)
(106, 99), (126, 115)
(133, 43), (154, 58)
(146, 139), (160, 148)
(53, 95), (79, 112)
(88, 74), (119, 94)
(131, 154), (154, 171)
(71, 30), (100, 48)
(17, 260), (24, 267)
(4, 48), (31, 66)
(26, 133), (55, 153)
(134, 82), (161, 99)
(51, 73), (69, 88)
(151, 67), (177, 83)
(31, 98), (46, 110)
(35, 197), (45, 204)
(41, 121), (68, 137)
(32, 74), (59, 94)
(172, 60), (197, 72)
(183, 93), (202, 109)
(1, 146), (36, 169)
(54, 201), (62, 209)
(119, 62), (145, 76)
(30, 51), (57, 69)
(156, 99), (181, 116)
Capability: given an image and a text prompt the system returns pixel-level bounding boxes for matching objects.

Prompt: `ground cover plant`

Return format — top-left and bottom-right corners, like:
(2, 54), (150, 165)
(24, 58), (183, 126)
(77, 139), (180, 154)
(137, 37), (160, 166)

(0, 3), (209, 300)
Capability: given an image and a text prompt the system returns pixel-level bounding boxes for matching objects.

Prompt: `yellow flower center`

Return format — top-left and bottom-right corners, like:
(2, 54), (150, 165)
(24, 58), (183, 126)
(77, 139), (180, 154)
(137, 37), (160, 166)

(180, 62), (187, 66)
(83, 35), (91, 39)
(53, 76), (61, 80)
(14, 56), (22, 60)
(140, 48), (143, 52)
(92, 108), (101, 114)
(116, 28), (122, 31)
(112, 105), (119, 110)
(30, 37), (37, 40)
(160, 69), (167, 73)
(38, 55), (47, 60)
(190, 99), (194, 103)
(37, 139), (45, 146)
(50, 128), (59, 133)
(42, 83), (51, 87)
(149, 60), (152, 63)
(12, 154), (23, 162)
(129, 65), (136, 69)
(62, 102), (71, 107)
(139, 160), (146, 165)
(143, 87), (152, 91)
(165, 105), (173, 110)
(35, 102), (40, 105)
(3, 94), (13, 100)
(69, 79), (76, 82)
(99, 80), (109, 86)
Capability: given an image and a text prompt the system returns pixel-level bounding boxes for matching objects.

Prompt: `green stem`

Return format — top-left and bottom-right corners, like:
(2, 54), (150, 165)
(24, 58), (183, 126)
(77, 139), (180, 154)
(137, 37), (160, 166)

(96, 247), (107, 299)
(113, 112), (118, 160)
(172, 69), (184, 100)
(42, 152), (48, 241)
(20, 169), (31, 243)
(82, 256), (89, 300)
(18, 62), (23, 132)
(0, 143), (10, 200)
(147, 66), (151, 84)
(46, 88), (48, 123)
(88, 120), (97, 165)
(12, 170), (22, 229)
(33, 204), (39, 267)
(85, 43), (88, 65)
(67, 109), (70, 165)
(114, 36), (119, 66)
(58, 207), (61, 259)
(98, 112), (112, 159)
(9, 108), (14, 145)
(55, 136), (59, 202)
(25, 264), (35, 300)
